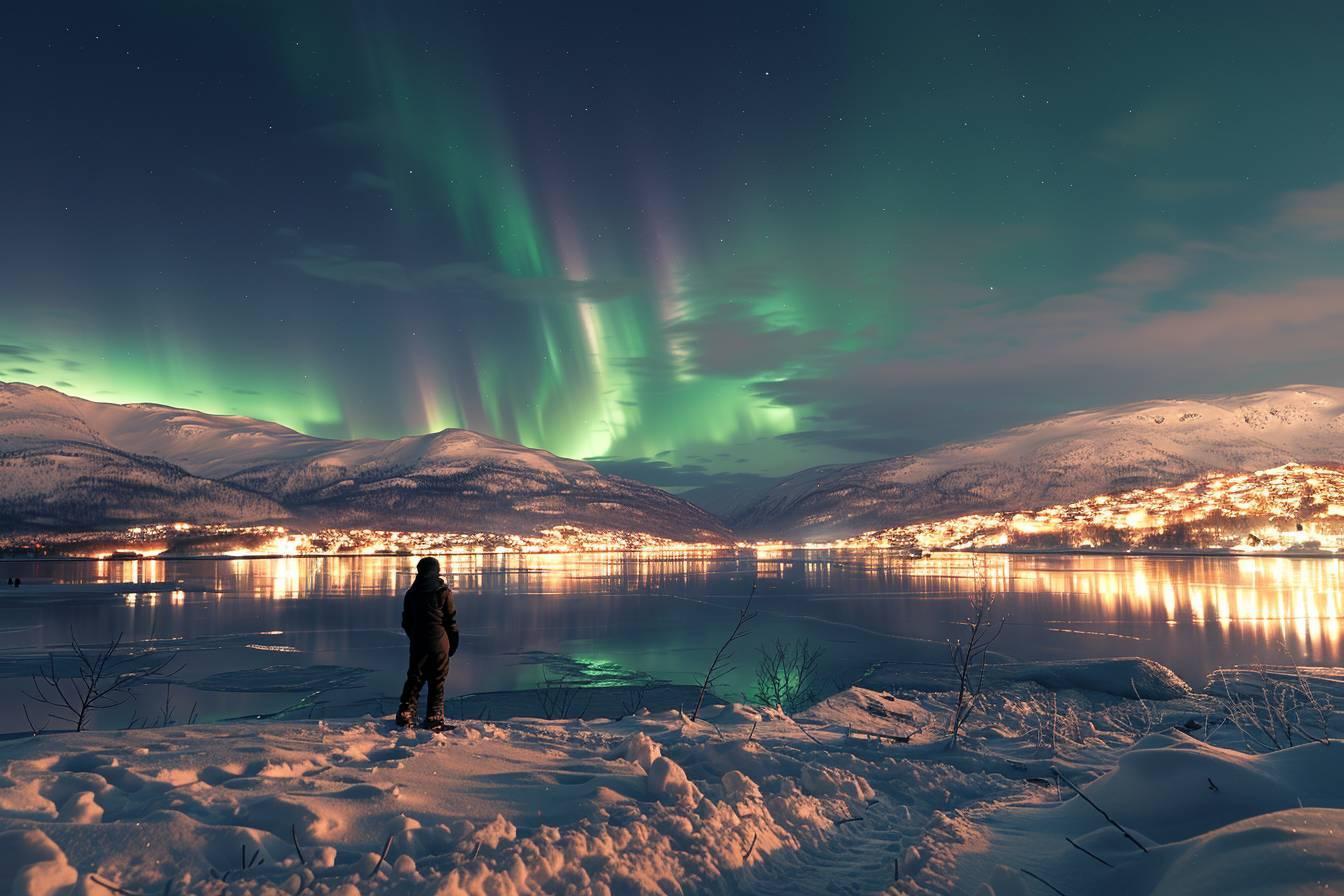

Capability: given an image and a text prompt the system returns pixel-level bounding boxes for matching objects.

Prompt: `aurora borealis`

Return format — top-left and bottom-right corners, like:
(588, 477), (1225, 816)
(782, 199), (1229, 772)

(6, 3), (1344, 491)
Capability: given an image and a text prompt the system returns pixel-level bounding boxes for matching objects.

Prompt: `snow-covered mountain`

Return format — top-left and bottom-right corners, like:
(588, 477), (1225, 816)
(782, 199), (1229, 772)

(731, 385), (1344, 541)
(0, 383), (730, 540)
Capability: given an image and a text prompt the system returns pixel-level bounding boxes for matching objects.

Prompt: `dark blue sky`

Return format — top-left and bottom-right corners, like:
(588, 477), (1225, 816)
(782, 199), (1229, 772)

(4, 2), (1344, 491)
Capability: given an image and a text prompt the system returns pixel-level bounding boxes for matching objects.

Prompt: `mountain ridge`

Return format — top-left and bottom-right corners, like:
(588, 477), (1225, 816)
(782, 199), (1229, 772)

(0, 382), (729, 541)
(10, 382), (1344, 544)
(729, 384), (1344, 540)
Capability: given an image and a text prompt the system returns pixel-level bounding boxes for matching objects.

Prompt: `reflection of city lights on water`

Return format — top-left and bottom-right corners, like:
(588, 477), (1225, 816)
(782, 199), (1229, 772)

(90, 541), (1344, 669)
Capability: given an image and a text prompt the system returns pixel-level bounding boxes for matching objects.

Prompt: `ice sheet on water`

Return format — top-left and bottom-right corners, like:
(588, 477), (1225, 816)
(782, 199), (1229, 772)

(507, 650), (661, 688)
(0, 629), (343, 681)
(188, 664), (371, 693)
(0, 648), (180, 681)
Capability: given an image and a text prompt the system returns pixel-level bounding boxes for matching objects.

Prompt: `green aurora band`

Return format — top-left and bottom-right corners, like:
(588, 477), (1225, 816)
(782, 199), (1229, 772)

(11, 4), (1340, 479)
(6, 9), (825, 472)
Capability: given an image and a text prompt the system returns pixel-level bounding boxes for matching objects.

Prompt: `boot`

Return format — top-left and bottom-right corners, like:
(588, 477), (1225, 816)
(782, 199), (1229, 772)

(422, 711), (452, 732)
(395, 704), (415, 728)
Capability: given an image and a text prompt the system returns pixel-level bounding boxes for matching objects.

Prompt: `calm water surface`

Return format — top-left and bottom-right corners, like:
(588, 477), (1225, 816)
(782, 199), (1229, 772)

(1, 550), (1341, 732)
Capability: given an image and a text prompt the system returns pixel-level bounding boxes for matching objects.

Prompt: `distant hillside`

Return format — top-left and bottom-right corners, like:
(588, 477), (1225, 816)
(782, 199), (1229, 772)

(844, 463), (1344, 552)
(0, 383), (730, 542)
(731, 386), (1344, 541)
(679, 476), (792, 522)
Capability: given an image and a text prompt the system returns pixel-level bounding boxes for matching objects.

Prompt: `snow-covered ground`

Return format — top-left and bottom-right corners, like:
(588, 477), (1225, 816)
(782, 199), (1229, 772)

(2, 659), (1341, 895)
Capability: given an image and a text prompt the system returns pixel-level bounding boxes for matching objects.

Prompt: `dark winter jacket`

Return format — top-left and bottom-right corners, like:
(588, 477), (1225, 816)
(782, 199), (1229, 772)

(401, 574), (460, 655)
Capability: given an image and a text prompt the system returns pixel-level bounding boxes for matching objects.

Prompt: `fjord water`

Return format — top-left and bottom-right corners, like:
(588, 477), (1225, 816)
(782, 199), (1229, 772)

(1, 551), (1341, 732)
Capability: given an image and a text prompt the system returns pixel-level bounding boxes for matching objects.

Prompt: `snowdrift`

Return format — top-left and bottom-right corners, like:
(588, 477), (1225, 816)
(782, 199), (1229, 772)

(1, 658), (1339, 894)
(972, 736), (1344, 896)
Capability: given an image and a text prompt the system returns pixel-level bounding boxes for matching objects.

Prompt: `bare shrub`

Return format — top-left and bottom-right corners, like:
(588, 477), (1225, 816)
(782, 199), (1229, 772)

(126, 682), (200, 730)
(618, 677), (653, 719)
(23, 631), (182, 732)
(753, 638), (824, 714)
(1214, 659), (1333, 753)
(947, 556), (1005, 747)
(1111, 679), (1158, 743)
(690, 583), (757, 722)
(534, 671), (592, 720)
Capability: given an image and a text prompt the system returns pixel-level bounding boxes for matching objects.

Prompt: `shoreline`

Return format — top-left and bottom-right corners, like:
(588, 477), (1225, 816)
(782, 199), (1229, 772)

(3, 544), (1343, 562)
(3, 662), (1340, 894)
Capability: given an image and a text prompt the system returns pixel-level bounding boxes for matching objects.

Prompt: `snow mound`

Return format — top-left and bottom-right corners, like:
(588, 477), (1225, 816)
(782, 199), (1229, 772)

(863, 657), (1191, 701)
(1145, 808), (1344, 896)
(0, 829), (78, 896)
(1005, 658), (1191, 700)
(967, 735), (1344, 895)
(797, 686), (932, 731)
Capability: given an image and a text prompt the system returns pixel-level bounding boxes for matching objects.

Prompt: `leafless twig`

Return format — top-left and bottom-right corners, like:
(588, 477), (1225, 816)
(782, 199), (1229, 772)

(948, 557), (1005, 747)
(368, 835), (394, 878)
(786, 714), (824, 745)
(291, 824), (306, 865)
(1064, 836), (1113, 867)
(1054, 768), (1148, 853)
(22, 631), (182, 732)
(1019, 868), (1071, 896)
(691, 582), (756, 722)
(22, 703), (48, 735)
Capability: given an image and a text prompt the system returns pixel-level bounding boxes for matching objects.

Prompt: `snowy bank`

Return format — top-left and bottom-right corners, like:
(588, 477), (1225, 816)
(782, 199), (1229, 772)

(0, 659), (1339, 895)
(861, 656), (1192, 701)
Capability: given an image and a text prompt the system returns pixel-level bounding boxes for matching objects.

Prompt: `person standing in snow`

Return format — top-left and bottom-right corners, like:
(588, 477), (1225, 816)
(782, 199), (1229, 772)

(396, 557), (459, 730)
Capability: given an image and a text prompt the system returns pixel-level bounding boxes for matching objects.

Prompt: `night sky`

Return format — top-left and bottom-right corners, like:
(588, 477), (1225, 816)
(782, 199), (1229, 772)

(5, 3), (1344, 492)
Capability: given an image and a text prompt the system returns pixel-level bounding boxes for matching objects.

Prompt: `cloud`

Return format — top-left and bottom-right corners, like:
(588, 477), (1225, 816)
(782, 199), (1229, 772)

(1134, 176), (1241, 203)
(589, 457), (778, 492)
(287, 247), (414, 291)
(664, 304), (838, 378)
(1274, 181), (1344, 240)
(1098, 96), (1202, 156)
(1096, 252), (1190, 293)
(348, 170), (395, 194)
(0, 344), (43, 365)
(285, 246), (642, 304)
(775, 428), (918, 456)
(746, 172), (1344, 455)
(753, 275), (1344, 456)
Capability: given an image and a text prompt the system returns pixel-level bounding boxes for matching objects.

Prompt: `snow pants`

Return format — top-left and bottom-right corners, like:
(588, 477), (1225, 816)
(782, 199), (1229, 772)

(398, 632), (450, 715)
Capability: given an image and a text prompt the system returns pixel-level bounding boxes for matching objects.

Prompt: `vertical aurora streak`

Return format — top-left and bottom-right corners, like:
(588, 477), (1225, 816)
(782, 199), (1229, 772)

(7, 3), (1344, 485)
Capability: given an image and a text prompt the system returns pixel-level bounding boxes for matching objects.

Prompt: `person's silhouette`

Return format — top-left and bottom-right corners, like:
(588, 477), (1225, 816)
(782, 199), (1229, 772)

(395, 557), (459, 730)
